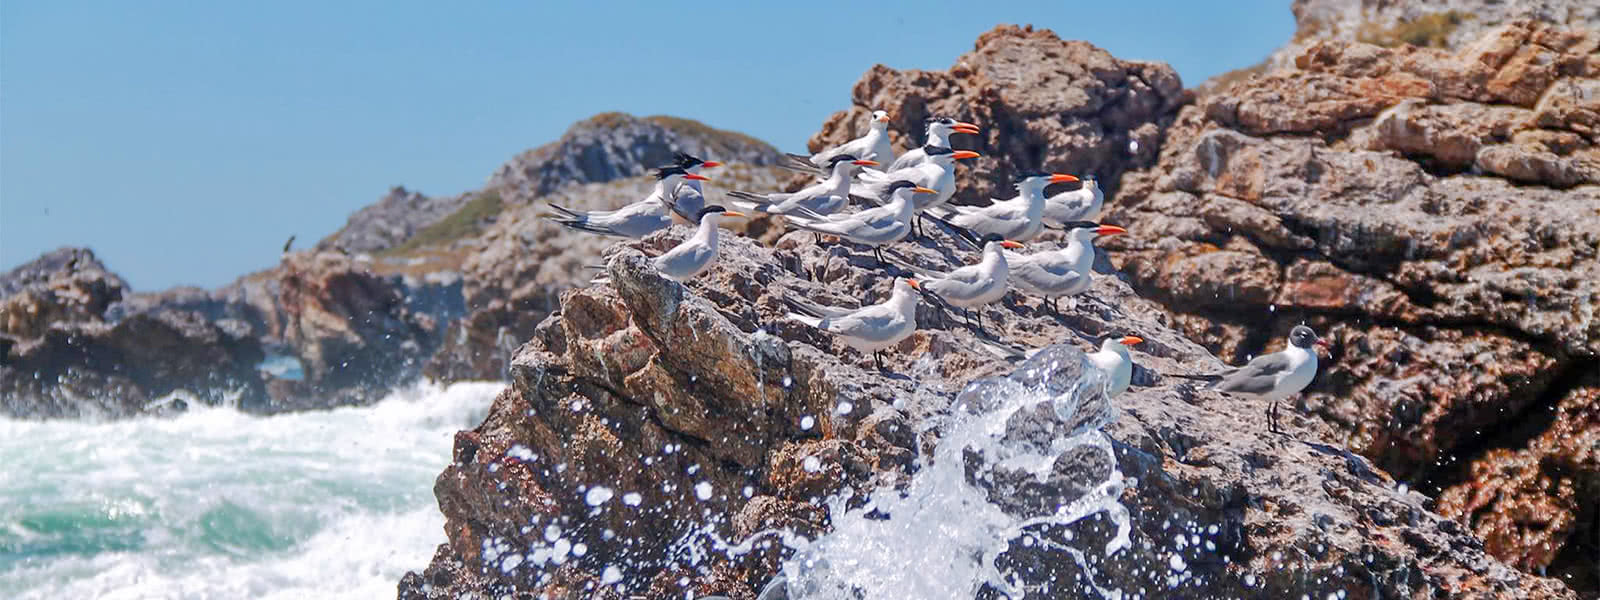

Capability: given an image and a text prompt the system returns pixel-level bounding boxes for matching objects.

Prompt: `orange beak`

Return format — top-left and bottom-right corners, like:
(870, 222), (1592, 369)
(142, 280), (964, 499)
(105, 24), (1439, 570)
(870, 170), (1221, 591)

(905, 278), (921, 289)
(684, 174), (711, 181)
(1000, 240), (1024, 249)
(853, 159), (879, 167)
(912, 186), (938, 195)
(722, 211), (747, 219)
(1120, 335), (1145, 346)
(951, 151), (981, 160)
(1095, 224), (1127, 236)
(877, 114), (891, 123)
(953, 122), (980, 134)
(1049, 173), (1080, 184)
(700, 161), (722, 169)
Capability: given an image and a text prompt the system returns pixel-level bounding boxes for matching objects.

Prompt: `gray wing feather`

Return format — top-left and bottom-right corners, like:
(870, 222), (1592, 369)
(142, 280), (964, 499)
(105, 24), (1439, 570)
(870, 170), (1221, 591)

(1214, 353), (1293, 396)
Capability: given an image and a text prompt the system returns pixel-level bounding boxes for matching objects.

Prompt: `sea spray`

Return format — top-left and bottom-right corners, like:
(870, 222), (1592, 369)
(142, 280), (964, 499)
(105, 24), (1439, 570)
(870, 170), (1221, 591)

(0, 380), (503, 600)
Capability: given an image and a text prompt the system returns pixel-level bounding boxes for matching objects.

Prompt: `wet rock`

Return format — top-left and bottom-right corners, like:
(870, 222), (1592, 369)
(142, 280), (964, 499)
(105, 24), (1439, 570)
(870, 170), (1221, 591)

(400, 221), (1572, 598)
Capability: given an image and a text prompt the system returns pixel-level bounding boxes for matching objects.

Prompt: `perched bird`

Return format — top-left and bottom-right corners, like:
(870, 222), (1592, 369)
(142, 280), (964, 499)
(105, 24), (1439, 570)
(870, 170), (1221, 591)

(785, 277), (926, 370)
(1043, 175), (1105, 227)
(1004, 221), (1127, 313)
(1184, 326), (1328, 434)
(934, 173), (1078, 242)
(894, 232), (1021, 331)
(665, 152), (723, 221)
(883, 116), (980, 172)
(1087, 333), (1143, 398)
(855, 147), (980, 219)
(783, 109), (894, 172)
(543, 167), (709, 238)
(783, 180), (932, 264)
(726, 155), (878, 219)
(649, 206), (746, 281)
(281, 235), (295, 254)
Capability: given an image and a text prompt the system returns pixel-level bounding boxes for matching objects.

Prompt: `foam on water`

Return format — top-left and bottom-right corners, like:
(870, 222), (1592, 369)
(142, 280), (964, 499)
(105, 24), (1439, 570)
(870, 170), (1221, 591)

(765, 346), (1130, 599)
(0, 380), (503, 600)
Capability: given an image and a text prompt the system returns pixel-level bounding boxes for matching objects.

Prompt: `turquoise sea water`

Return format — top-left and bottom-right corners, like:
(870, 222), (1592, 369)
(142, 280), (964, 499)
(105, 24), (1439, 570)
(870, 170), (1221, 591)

(0, 381), (502, 600)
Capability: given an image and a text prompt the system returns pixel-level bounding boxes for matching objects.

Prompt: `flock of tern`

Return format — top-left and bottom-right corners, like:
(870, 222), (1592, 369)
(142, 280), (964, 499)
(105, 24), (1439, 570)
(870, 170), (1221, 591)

(542, 111), (1327, 432)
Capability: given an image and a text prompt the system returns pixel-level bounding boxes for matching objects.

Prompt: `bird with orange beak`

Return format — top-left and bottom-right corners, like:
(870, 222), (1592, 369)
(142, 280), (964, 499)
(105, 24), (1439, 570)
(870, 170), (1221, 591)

(893, 232), (1024, 331)
(783, 109), (895, 172)
(1088, 332), (1145, 398)
(664, 152), (722, 221)
(649, 205), (746, 282)
(883, 116), (981, 172)
(934, 172), (1080, 242)
(784, 277), (930, 371)
(1005, 221), (1128, 313)
(542, 166), (711, 238)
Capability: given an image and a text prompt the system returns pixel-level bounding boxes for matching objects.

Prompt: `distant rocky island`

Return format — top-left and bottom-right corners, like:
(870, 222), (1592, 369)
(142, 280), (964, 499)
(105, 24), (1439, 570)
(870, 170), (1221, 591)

(2, 0), (1596, 597)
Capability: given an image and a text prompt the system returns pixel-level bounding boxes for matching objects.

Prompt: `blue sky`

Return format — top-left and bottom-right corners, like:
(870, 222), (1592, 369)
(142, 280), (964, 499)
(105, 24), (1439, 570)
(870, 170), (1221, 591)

(1, 1), (1293, 290)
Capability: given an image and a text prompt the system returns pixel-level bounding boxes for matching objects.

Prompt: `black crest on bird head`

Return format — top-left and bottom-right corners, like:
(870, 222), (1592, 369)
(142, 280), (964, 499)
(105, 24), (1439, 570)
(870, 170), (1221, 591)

(925, 115), (957, 125)
(695, 205), (728, 222)
(1288, 325), (1319, 348)
(673, 152), (704, 167)
(980, 232), (1007, 245)
(923, 145), (955, 156)
(1096, 330), (1137, 345)
(655, 166), (691, 179)
(886, 180), (920, 193)
(1061, 220), (1101, 231)
(826, 154), (860, 166)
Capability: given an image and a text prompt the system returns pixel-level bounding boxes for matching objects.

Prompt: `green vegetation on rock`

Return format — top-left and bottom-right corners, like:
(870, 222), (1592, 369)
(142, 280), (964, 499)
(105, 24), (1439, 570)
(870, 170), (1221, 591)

(384, 191), (502, 255)
(1358, 11), (1470, 48)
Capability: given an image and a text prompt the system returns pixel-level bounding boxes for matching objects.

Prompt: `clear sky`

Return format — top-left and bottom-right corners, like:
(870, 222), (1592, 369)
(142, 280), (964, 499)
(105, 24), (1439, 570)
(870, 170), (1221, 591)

(1, 1), (1293, 290)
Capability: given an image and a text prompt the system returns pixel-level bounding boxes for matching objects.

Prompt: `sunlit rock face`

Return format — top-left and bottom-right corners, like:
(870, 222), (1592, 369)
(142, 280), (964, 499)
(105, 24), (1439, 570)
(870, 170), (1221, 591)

(1107, 20), (1600, 586)
(398, 218), (1574, 598)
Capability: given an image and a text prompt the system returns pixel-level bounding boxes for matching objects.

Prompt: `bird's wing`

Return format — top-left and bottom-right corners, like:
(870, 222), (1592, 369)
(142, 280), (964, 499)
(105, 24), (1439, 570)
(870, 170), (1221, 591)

(1008, 257), (1085, 294)
(887, 149), (924, 172)
(783, 293), (862, 319)
(1214, 353), (1295, 396)
(820, 306), (905, 343)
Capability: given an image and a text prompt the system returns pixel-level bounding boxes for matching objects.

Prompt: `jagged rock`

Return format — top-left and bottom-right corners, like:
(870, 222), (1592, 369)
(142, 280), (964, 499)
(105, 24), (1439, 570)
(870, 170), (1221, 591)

(316, 186), (476, 254)
(1107, 21), (1600, 587)
(489, 112), (782, 202)
(802, 25), (1186, 205)
(399, 223), (1573, 599)
(1267, 0), (1599, 71)
(0, 247), (126, 340)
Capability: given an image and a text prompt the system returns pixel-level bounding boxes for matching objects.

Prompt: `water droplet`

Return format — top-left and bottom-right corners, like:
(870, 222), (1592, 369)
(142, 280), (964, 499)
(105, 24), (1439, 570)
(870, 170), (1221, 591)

(802, 456), (821, 472)
(623, 492), (643, 506)
(835, 401), (853, 415)
(585, 486), (614, 506)
(602, 565), (623, 584)
(800, 415), (815, 430)
(544, 524), (561, 542)
(695, 481), (714, 500)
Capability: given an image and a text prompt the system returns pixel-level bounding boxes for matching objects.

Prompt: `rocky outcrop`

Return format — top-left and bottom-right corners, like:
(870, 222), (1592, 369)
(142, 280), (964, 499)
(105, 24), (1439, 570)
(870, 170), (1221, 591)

(1268, 0), (1599, 69)
(1104, 21), (1600, 589)
(803, 25), (1186, 204)
(0, 247), (448, 417)
(399, 224), (1573, 599)
(490, 113), (783, 202)
(317, 186), (472, 254)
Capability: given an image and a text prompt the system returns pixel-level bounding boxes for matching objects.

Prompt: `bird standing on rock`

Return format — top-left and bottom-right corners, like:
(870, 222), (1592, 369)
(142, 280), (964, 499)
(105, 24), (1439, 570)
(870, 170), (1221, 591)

(784, 277), (927, 371)
(781, 180), (932, 264)
(1043, 174), (1105, 226)
(884, 116), (980, 172)
(665, 152), (722, 221)
(934, 172), (1077, 242)
(543, 166), (710, 238)
(1087, 333), (1143, 398)
(893, 232), (1022, 331)
(784, 109), (895, 171)
(1181, 325), (1328, 434)
(1005, 221), (1126, 313)
(650, 206), (746, 281)
(726, 155), (878, 219)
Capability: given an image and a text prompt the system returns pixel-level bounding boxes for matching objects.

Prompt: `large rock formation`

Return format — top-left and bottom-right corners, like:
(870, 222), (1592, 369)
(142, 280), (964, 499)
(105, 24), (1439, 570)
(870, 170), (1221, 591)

(803, 25), (1186, 205)
(1105, 20), (1600, 590)
(398, 225), (1574, 599)
(1271, 0), (1599, 67)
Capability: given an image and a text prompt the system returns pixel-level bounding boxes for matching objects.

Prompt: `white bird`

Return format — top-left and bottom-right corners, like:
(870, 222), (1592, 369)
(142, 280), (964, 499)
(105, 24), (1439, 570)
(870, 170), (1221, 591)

(783, 180), (932, 263)
(1087, 333), (1144, 398)
(896, 233), (1021, 331)
(1004, 221), (1126, 312)
(543, 167), (708, 238)
(855, 147), (981, 216)
(785, 277), (926, 370)
(665, 152), (722, 221)
(1195, 325), (1328, 434)
(725, 155), (878, 219)
(649, 206), (746, 281)
(883, 116), (980, 172)
(783, 109), (894, 171)
(1043, 175), (1105, 227)
(935, 172), (1078, 242)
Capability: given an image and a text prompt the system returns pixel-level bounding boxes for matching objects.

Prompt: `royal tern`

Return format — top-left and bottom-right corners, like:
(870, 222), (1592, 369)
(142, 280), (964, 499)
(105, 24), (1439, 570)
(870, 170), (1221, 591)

(783, 180), (932, 263)
(785, 277), (926, 370)
(543, 166), (709, 238)
(665, 152), (722, 221)
(1043, 175), (1104, 227)
(1192, 325), (1328, 434)
(1004, 221), (1127, 313)
(1087, 333), (1143, 398)
(650, 206), (746, 281)
(783, 109), (894, 172)
(934, 173), (1078, 242)
(855, 147), (980, 221)
(883, 116), (980, 172)
(726, 155), (878, 219)
(895, 232), (1021, 330)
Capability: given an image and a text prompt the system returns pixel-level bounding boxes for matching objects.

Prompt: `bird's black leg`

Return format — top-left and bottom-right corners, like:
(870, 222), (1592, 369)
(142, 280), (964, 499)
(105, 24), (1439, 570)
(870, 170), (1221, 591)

(874, 351), (885, 371)
(814, 232), (823, 245)
(976, 308), (984, 332)
(1268, 400), (1280, 435)
(874, 247), (886, 266)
